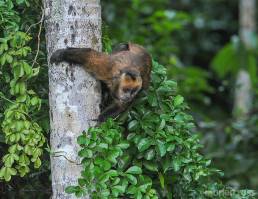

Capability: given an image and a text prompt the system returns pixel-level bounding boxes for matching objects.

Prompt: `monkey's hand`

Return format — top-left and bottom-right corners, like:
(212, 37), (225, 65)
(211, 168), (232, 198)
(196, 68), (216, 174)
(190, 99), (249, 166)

(97, 102), (129, 123)
(50, 49), (65, 64)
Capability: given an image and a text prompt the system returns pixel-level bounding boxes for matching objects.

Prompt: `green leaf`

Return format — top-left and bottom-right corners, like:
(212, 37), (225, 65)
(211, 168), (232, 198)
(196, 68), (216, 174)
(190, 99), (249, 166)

(147, 92), (158, 106)
(77, 135), (89, 146)
(19, 82), (26, 94)
(162, 157), (172, 173)
(167, 143), (175, 152)
(126, 174), (137, 185)
(78, 149), (93, 158)
(138, 138), (153, 152)
(117, 141), (130, 149)
(6, 54), (13, 63)
(211, 43), (239, 78)
(156, 140), (166, 157)
(100, 189), (110, 197)
(23, 62), (32, 75)
(30, 97), (38, 106)
(143, 161), (158, 172)
(173, 95), (184, 106)
(183, 172), (191, 182)
(75, 189), (85, 197)
(106, 169), (118, 177)
(32, 67), (40, 76)
(65, 186), (78, 194)
(0, 167), (5, 177)
(95, 158), (111, 171)
(144, 149), (155, 160)
(8, 168), (17, 176)
(4, 169), (11, 181)
(16, 95), (27, 102)
(158, 119), (166, 130)
(136, 191), (143, 199)
(98, 143), (108, 149)
(158, 173), (165, 189)
(112, 177), (120, 186)
(172, 158), (181, 172)
(128, 185), (137, 194)
(34, 158), (41, 168)
(126, 166), (142, 174)
(127, 133), (136, 140)
(128, 120), (139, 131)
(14, 65), (24, 79)
(16, 0), (25, 4)
(1, 54), (6, 66)
(107, 150), (120, 164)
(3, 154), (15, 167)
(112, 185), (126, 195)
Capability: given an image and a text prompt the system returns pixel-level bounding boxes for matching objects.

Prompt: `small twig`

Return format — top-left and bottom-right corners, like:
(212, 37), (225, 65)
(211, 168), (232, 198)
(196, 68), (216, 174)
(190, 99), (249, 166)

(0, 94), (15, 104)
(0, 93), (35, 120)
(31, 7), (44, 68)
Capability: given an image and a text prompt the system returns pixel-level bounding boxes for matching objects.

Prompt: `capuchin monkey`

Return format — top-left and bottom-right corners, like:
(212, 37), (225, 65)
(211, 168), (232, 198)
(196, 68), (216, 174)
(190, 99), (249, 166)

(50, 42), (152, 122)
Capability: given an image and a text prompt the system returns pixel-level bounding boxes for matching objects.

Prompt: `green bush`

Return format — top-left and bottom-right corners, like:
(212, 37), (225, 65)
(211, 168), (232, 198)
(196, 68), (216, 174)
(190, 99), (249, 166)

(66, 61), (256, 199)
(0, 0), (45, 182)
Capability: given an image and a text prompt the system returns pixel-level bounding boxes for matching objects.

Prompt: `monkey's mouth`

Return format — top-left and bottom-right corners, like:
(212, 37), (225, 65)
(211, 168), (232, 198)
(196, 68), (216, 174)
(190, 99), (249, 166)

(112, 94), (130, 104)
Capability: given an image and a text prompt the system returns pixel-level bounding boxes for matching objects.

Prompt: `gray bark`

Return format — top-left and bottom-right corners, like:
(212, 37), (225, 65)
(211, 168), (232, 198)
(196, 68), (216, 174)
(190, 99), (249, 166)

(239, 0), (256, 49)
(233, 0), (256, 118)
(44, 0), (102, 198)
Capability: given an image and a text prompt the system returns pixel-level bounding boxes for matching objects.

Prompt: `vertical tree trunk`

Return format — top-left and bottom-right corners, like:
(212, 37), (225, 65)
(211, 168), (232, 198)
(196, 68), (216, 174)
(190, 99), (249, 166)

(44, 0), (102, 198)
(233, 0), (256, 118)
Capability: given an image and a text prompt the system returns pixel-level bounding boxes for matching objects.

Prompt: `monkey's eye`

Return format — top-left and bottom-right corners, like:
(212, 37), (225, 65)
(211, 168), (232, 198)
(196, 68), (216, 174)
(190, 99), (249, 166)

(123, 88), (131, 93)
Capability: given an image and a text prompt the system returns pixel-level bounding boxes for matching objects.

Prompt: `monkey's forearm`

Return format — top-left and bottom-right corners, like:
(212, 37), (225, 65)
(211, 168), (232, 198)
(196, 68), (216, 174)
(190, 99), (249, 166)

(50, 48), (99, 65)
(98, 102), (129, 122)
(49, 43), (152, 123)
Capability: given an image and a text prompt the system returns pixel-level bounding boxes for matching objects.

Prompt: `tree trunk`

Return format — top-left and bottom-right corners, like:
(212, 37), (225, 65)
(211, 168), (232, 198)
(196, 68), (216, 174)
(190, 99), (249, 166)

(44, 0), (102, 198)
(233, 0), (256, 118)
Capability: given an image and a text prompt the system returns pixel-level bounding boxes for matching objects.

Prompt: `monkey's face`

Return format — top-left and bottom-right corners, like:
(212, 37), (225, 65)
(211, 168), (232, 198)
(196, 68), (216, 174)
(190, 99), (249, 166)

(116, 71), (142, 104)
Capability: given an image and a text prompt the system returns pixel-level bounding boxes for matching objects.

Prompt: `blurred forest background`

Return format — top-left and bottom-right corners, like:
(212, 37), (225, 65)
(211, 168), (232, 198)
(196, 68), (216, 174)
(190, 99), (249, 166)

(102, 0), (258, 191)
(0, 0), (258, 198)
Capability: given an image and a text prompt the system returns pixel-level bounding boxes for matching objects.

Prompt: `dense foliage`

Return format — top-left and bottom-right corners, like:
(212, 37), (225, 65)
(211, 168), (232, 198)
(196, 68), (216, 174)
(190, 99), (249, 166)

(66, 61), (255, 199)
(0, 0), (45, 182)
(0, 0), (50, 198)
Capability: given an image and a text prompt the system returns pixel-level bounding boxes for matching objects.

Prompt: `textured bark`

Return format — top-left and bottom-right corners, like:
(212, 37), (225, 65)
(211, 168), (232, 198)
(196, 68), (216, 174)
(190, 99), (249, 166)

(234, 70), (252, 116)
(44, 0), (102, 198)
(239, 0), (256, 49)
(233, 0), (256, 118)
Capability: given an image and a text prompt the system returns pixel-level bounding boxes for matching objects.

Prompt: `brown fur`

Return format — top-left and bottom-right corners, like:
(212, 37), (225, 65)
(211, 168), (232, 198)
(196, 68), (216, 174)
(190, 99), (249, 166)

(50, 42), (152, 121)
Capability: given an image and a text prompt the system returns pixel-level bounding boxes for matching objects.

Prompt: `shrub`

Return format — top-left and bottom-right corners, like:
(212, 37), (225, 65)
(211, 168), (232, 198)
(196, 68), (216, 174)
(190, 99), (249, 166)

(66, 61), (256, 199)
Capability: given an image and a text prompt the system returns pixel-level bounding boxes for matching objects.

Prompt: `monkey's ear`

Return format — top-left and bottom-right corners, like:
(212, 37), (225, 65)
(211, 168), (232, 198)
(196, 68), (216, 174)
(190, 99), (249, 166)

(112, 42), (129, 53)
